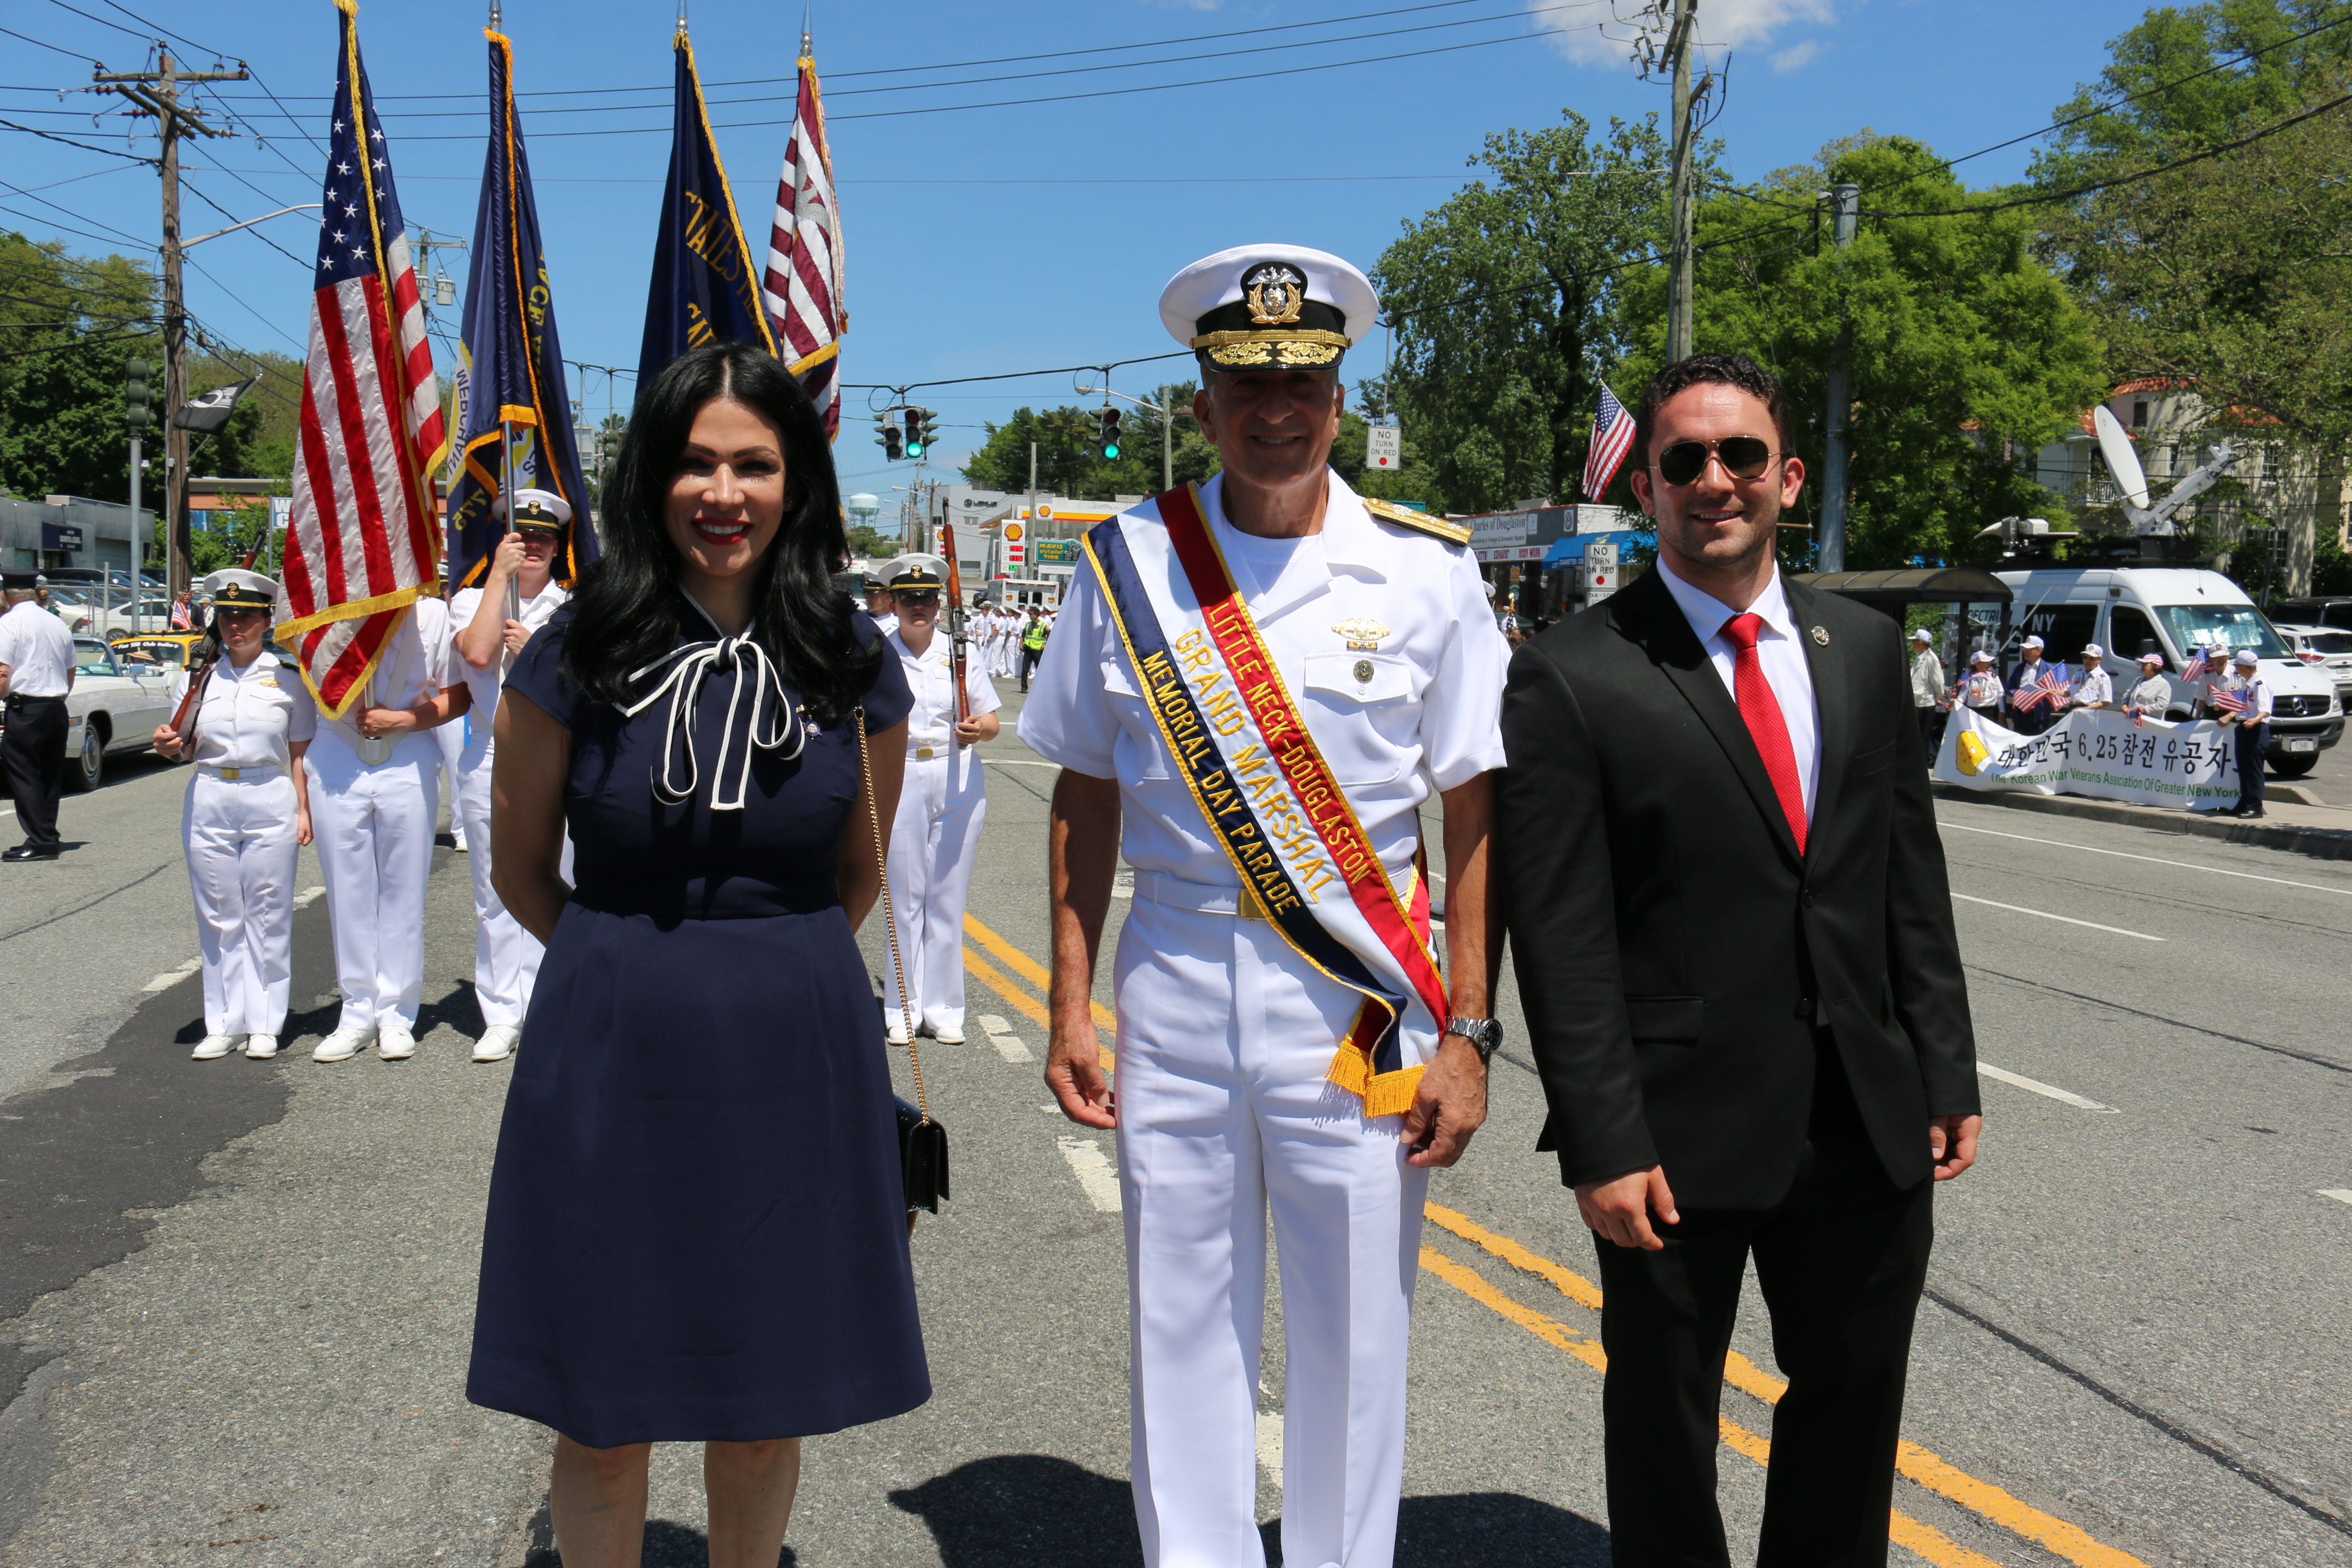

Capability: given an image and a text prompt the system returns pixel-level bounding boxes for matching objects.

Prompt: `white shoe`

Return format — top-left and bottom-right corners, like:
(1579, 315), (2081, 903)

(451, 833), (469, 852)
(472, 1024), (520, 1063)
(191, 1034), (240, 1060)
(931, 1023), (967, 1045)
(313, 1027), (372, 1063)
(376, 1026), (417, 1060)
(243, 1034), (279, 1060)
(885, 1020), (913, 1047)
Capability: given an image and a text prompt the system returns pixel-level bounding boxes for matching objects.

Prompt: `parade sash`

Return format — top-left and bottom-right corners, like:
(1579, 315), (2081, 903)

(1084, 484), (1448, 1115)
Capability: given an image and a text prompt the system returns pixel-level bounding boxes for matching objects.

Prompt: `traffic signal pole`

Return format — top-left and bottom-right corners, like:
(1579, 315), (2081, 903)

(1663, 0), (1698, 364)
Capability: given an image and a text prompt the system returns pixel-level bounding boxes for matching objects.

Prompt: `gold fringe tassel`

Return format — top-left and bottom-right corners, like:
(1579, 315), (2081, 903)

(1325, 1044), (1426, 1119)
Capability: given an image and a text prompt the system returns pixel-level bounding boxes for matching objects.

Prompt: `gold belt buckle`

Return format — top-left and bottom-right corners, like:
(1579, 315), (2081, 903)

(915, 745), (936, 760)
(218, 766), (241, 780)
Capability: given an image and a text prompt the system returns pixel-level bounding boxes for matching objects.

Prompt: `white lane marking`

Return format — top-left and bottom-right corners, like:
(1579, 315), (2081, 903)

(1942, 819), (2352, 898)
(1977, 1063), (2119, 1113)
(2320, 1189), (2352, 1207)
(141, 958), (200, 992)
(978, 1014), (1036, 1063)
(1951, 892), (2165, 942)
(1057, 1135), (1122, 1212)
(294, 885), (325, 906)
(1255, 1410), (1283, 1478)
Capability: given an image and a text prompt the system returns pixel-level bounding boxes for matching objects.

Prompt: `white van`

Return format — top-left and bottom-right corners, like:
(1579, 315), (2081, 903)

(1993, 565), (2343, 777)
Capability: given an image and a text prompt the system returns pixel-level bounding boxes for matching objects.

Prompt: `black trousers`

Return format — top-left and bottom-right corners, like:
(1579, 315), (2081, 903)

(1591, 1039), (1934, 1568)
(1019, 644), (1042, 691)
(1914, 706), (1945, 763)
(2235, 720), (2269, 811)
(1, 693), (69, 848)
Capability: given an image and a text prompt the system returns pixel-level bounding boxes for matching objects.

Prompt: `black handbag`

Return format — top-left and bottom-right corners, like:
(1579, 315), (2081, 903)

(859, 710), (949, 1217)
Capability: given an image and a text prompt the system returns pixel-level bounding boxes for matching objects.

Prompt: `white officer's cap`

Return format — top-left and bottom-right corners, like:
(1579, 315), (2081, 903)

(496, 487), (573, 534)
(1160, 244), (1378, 371)
(201, 567), (279, 612)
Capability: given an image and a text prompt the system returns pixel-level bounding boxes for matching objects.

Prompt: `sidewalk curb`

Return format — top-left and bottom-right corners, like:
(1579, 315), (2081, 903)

(1932, 782), (2352, 863)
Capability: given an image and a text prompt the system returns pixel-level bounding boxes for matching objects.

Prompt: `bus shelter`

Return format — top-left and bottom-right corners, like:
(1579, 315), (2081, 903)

(1792, 567), (2015, 660)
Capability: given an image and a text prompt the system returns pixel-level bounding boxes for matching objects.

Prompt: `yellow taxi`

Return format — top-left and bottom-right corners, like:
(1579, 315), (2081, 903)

(110, 631), (208, 674)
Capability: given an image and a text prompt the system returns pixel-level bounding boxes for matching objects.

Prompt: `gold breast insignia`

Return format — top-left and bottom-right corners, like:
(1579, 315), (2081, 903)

(1332, 616), (1391, 653)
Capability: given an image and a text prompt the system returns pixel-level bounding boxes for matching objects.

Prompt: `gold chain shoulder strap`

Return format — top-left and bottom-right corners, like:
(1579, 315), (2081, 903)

(856, 707), (928, 1125)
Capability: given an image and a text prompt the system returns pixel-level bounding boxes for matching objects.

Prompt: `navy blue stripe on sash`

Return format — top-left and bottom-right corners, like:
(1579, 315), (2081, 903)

(1088, 517), (1406, 1065)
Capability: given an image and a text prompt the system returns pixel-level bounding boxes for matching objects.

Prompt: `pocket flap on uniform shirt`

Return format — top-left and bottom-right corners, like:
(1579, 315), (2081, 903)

(1303, 651), (1412, 705)
(1625, 995), (1705, 1042)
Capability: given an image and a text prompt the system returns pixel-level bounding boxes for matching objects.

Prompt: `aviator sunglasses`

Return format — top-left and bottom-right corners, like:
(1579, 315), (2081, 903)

(1654, 436), (1783, 487)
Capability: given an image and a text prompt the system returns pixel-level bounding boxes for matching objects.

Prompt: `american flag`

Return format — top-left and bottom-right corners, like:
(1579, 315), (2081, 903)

(763, 40), (846, 441)
(1581, 382), (1636, 500)
(2182, 648), (2210, 681)
(276, 0), (442, 719)
(2210, 684), (2250, 716)
(2013, 667), (2067, 711)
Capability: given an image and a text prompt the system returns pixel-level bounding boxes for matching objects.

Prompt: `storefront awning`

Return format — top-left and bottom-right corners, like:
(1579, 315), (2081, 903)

(1540, 530), (1655, 569)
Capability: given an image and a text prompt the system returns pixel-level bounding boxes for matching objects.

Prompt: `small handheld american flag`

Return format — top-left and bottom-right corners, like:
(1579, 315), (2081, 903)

(2211, 685), (2250, 716)
(2182, 648), (2210, 681)
(1582, 383), (1636, 501)
(2013, 668), (2067, 711)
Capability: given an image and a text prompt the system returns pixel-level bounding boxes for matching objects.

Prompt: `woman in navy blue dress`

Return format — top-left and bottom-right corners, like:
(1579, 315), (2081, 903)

(467, 343), (922, 1568)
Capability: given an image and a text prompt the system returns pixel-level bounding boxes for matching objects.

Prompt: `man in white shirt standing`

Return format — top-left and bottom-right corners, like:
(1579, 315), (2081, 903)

(0, 570), (75, 861)
(2070, 643), (2115, 710)
(2218, 646), (2274, 818)
(306, 593), (470, 1063)
(1908, 626), (1946, 762)
(449, 489), (574, 1062)
(879, 555), (999, 1044)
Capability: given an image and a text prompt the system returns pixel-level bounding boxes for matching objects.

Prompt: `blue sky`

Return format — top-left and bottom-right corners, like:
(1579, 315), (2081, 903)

(3, 0), (2138, 497)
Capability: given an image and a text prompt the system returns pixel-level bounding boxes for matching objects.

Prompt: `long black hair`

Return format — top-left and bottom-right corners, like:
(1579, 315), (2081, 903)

(561, 341), (880, 724)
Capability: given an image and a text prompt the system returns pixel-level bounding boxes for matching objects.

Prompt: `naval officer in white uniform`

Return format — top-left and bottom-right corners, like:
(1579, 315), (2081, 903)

(878, 554), (1000, 1043)
(1021, 245), (1509, 1568)
(449, 489), (574, 1062)
(152, 570), (317, 1060)
(302, 592), (470, 1063)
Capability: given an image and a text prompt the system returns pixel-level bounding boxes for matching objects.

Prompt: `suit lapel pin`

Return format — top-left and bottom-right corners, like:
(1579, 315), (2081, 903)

(1810, 625), (1830, 646)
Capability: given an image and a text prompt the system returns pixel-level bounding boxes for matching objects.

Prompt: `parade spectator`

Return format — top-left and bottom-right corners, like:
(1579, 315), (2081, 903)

(1960, 649), (2003, 718)
(2217, 647), (2272, 818)
(0, 570), (73, 861)
(1908, 626), (1945, 761)
(2071, 643), (2114, 710)
(2006, 635), (2062, 735)
(2124, 651), (2171, 717)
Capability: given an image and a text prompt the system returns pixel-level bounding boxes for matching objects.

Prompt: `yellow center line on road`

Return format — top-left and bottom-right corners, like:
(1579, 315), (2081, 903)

(959, 919), (1115, 1073)
(1421, 1202), (2151, 1568)
(965, 913), (1118, 1032)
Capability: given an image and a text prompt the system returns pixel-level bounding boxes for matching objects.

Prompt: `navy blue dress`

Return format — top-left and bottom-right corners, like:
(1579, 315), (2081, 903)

(466, 603), (927, 1447)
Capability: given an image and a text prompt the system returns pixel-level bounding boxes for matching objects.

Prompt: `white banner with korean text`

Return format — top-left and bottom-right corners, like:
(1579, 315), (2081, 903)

(1933, 704), (2245, 812)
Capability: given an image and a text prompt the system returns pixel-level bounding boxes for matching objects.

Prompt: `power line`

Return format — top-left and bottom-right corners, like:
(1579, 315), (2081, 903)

(0, 113), (153, 161)
(0, 176), (149, 246)
(84, 0), (230, 64)
(40, 0), (155, 48)
(0, 24), (99, 64)
(175, 170), (311, 270)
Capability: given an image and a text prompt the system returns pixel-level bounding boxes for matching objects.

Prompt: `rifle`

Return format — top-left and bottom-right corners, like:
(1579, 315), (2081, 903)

(940, 524), (971, 742)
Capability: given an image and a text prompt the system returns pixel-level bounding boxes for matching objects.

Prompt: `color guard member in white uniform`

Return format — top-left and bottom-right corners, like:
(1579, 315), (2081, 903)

(879, 555), (1000, 1044)
(303, 593), (470, 1063)
(1023, 245), (1507, 1568)
(152, 570), (316, 1060)
(449, 489), (573, 1062)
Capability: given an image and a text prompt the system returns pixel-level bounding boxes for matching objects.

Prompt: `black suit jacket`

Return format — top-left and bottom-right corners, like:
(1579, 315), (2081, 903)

(1498, 567), (1978, 1209)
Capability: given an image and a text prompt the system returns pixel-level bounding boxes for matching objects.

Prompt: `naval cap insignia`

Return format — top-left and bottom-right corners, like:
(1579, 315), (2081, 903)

(1332, 615), (1391, 652)
(1810, 625), (1830, 646)
(1243, 262), (1306, 327)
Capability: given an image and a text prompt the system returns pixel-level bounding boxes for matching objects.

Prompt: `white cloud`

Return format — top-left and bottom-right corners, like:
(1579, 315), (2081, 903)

(1530, 0), (1835, 70)
(1770, 39), (1824, 71)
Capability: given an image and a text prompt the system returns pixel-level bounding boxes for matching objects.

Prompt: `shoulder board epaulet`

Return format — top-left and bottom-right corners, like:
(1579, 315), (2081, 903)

(1360, 495), (1472, 544)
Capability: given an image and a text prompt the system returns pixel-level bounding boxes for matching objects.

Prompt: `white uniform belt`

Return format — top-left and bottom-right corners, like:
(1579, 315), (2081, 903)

(1132, 870), (1269, 920)
(198, 764), (281, 781)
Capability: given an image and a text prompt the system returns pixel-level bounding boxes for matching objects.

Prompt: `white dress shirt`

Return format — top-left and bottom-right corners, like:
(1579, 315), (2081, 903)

(888, 625), (1001, 790)
(168, 648), (318, 771)
(1654, 556), (1823, 823)
(1019, 472), (1509, 894)
(0, 599), (75, 697)
(2072, 667), (2114, 707)
(319, 595), (453, 753)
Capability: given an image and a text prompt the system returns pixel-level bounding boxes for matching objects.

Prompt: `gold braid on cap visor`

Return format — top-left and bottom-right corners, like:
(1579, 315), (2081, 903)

(1190, 328), (1349, 368)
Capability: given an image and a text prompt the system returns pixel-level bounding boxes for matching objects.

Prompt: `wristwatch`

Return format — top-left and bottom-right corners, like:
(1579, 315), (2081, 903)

(1445, 1016), (1504, 1064)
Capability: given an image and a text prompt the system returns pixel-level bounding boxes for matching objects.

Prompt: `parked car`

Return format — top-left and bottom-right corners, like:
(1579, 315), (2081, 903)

(2272, 596), (2352, 633)
(61, 637), (178, 791)
(2272, 622), (2352, 708)
(110, 631), (208, 674)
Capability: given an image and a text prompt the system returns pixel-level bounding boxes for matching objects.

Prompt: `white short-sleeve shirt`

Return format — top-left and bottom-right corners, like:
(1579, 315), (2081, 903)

(888, 626), (1002, 792)
(319, 595), (453, 753)
(169, 648), (317, 772)
(0, 599), (76, 697)
(447, 580), (569, 767)
(1017, 472), (1508, 893)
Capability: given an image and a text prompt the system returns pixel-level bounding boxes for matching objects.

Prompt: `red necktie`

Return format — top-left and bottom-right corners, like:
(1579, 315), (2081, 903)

(1722, 612), (1807, 854)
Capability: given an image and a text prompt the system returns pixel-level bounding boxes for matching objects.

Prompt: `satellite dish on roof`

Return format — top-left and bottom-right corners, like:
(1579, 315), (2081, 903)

(2092, 406), (2152, 509)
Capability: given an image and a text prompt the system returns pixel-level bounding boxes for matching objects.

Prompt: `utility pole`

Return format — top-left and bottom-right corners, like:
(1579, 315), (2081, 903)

(1663, 0), (1698, 364)
(1161, 383), (1176, 493)
(1818, 181), (1859, 573)
(94, 52), (248, 598)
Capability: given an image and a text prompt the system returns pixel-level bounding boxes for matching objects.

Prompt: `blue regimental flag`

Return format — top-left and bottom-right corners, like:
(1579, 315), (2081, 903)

(637, 29), (777, 391)
(448, 27), (597, 592)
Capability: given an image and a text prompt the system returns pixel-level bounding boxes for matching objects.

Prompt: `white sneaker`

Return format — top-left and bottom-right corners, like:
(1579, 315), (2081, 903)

(376, 1026), (417, 1060)
(313, 1027), (372, 1063)
(191, 1034), (240, 1060)
(451, 832), (469, 852)
(885, 1020), (913, 1047)
(243, 1034), (279, 1060)
(931, 1023), (967, 1045)
(472, 1024), (520, 1063)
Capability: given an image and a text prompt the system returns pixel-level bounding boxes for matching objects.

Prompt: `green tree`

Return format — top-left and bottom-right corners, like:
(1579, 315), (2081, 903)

(1614, 135), (2109, 569)
(0, 233), (161, 503)
(1373, 110), (1682, 513)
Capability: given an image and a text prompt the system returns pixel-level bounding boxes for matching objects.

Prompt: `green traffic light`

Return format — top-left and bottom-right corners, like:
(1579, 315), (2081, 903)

(1104, 443), (1120, 459)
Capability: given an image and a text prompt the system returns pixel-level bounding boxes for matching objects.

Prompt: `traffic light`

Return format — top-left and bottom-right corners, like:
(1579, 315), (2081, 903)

(875, 409), (904, 460)
(903, 406), (930, 459)
(1099, 406), (1122, 460)
(124, 356), (153, 434)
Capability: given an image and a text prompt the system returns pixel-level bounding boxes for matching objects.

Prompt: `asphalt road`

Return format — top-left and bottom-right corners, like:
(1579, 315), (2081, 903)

(0, 677), (2347, 1567)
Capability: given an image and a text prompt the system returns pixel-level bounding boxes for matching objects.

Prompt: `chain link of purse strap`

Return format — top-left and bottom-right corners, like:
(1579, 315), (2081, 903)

(857, 707), (928, 1125)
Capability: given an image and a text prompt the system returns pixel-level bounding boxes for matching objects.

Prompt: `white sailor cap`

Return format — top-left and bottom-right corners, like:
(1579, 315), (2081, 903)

(2082, 643), (2104, 658)
(2233, 647), (2260, 667)
(1911, 627), (1932, 643)
(496, 487), (573, 534)
(2022, 635), (2045, 650)
(201, 567), (279, 611)
(883, 553), (948, 592)
(1159, 244), (1378, 371)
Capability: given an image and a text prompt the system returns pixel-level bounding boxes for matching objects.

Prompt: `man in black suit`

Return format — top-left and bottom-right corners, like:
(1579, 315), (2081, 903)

(1499, 353), (1981, 1567)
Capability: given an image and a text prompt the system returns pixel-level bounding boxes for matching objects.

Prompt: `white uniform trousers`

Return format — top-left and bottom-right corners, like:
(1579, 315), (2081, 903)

(1113, 894), (1429, 1568)
(306, 730), (438, 1031)
(435, 714), (466, 844)
(182, 771), (300, 1037)
(452, 750), (553, 1029)
(884, 748), (986, 1035)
